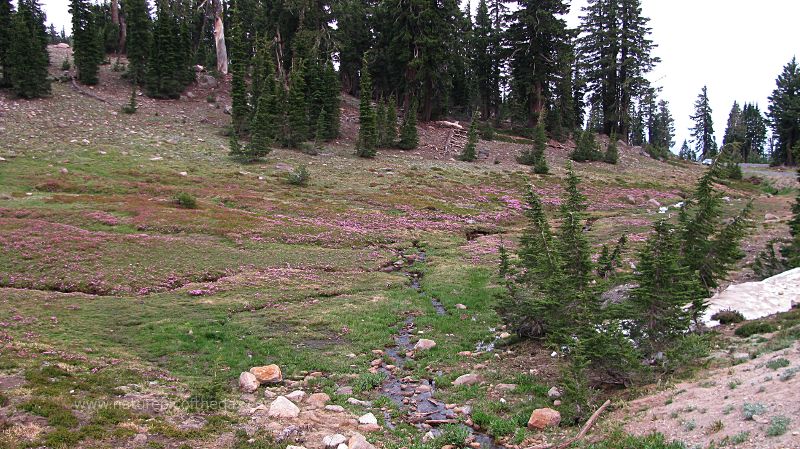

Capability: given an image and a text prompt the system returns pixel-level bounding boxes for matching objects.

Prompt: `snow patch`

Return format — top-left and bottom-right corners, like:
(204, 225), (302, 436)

(703, 268), (800, 327)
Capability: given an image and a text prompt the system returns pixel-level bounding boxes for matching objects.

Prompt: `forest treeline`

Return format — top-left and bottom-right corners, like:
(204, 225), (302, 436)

(1, 0), (799, 164)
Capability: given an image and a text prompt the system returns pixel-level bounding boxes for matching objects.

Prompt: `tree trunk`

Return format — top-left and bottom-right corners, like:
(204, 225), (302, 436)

(213, 0), (228, 75)
(118, 12), (126, 54)
(111, 0), (119, 25)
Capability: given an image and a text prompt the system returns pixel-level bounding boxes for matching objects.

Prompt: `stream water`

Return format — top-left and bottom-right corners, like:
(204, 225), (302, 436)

(376, 247), (503, 448)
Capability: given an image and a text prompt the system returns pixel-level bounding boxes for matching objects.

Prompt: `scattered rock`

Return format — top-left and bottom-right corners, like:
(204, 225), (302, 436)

(286, 390), (306, 402)
(527, 408), (561, 430)
(132, 434), (147, 445)
(306, 392), (331, 408)
(324, 405), (345, 413)
(358, 412), (378, 425)
(764, 213), (780, 222)
(499, 332), (511, 339)
(495, 383), (517, 392)
(414, 339), (437, 351)
(547, 386), (562, 399)
(287, 446), (307, 449)
(647, 198), (661, 208)
(458, 351), (473, 357)
(197, 74), (218, 88)
(250, 364), (282, 384)
(268, 396), (300, 419)
(347, 398), (371, 407)
(239, 371), (259, 393)
(59, 167), (68, 174)
(55, 42), (70, 49)
(452, 373), (480, 386)
(323, 434), (347, 449)
(553, 400), (562, 406)
(335, 386), (353, 395)
(359, 423), (381, 432)
(455, 303), (467, 310)
(348, 432), (376, 449)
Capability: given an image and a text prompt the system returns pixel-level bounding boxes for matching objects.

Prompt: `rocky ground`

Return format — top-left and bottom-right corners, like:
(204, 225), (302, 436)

(0, 46), (798, 449)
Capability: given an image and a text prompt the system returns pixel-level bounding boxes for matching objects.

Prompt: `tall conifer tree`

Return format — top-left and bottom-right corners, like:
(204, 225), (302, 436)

(0, 0), (14, 87)
(8, 0), (50, 98)
(768, 57), (800, 166)
(690, 86), (717, 159)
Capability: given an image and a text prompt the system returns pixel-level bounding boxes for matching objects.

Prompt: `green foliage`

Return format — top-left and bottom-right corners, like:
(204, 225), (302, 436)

(286, 60), (310, 147)
(228, 1), (249, 133)
(767, 416), (791, 437)
(690, 86), (718, 159)
(144, 1), (190, 99)
(398, 100), (419, 150)
(185, 381), (226, 412)
(596, 236), (626, 278)
(61, 58), (71, 71)
(766, 358), (790, 370)
(355, 56), (377, 157)
(604, 134), (619, 164)
(123, 0), (150, 84)
(517, 119), (549, 174)
(384, 96), (398, 147)
(768, 57), (800, 165)
(352, 372), (387, 393)
(173, 192), (197, 209)
(753, 239), (791, 280)
(735, 321), (777, 337)
(21, 398), (79, 428)
(246, 89), (275, 160)
(571, 130), (603, 162)
(710, 309), (745, 324)
(583, 432), (687, 449)
(8, 0), (51, 98)
(70, 0), (103, 85)
(742, 402), (767, 420)
(458, 112), (479, 162)
(287, 165), (309, 186)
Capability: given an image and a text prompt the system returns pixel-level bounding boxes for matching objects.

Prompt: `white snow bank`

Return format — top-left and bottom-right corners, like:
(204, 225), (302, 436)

(703, 268), (800, 327)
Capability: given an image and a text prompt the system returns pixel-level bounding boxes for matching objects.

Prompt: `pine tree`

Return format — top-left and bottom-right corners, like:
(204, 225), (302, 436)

(459, 112), (479, 162)
(506, 0), (571, 126)
(286, 60), (309, 148)
(649, 100), (675, 153)
(690, 86), (718, 160)
(355, 56), (377, 157)
(559, 162), (593, 287)
(678, 140), (694, 161)
(518, 118), (549, 174)
(472, 0), (497, 120)
(8, 0), (50, 98)
(0, 0), (14, 87)
(229, 0), (249, 133)
(628, 220), (704, 355)
(245, 90), (273, 161)
(375, 99), (388, 148)
(70, 0), (101, 85)
(723, 101), (744, 146)
(145, 1), (185, 99)
(741, 103), (768, 162)
(571, 130), (601, 162)
(398, 99), (419, 150)
(123, 0), (150, 84)
(578, 0), (659, 138)
(604, 133), (619, 164)
(249, 37), (270, 122)
(321, 61), (341, 140)
(768, 57), (800, 166)
(384, 95), (398, 146)
(785, 163), (800, 265)
(228, 127), (243, 158)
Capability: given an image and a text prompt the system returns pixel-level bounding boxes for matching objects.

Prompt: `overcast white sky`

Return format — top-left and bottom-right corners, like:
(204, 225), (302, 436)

(40, 0), (800, 150)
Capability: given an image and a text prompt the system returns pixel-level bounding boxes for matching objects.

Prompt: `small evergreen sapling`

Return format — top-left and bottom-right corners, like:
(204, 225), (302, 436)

(286, 61), (309, 148)
(355, 56), (377, 157)
(385, 96), (398, 147)
(398, 100), (419, 150)
(604, 134), (619, 164)
(459, 112), (479, 162)
(518, 118), (549, 174)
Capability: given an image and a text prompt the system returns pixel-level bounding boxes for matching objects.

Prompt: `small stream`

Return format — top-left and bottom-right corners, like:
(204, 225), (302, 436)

(376, 245), (503, 448)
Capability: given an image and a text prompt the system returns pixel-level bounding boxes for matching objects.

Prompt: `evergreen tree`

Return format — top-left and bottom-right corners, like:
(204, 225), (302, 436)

(375, 99), (388, 148)
(559, 162), (593, 287)
(604, 133), (619, 164)
(768, 57), (800, 166)
(229, 0), (249, 133)
(384, 95), (398, 147)
(122, 0), (150, 85)
(518, 117), (549, 174)
(321, 61), (341, 140)
(286, 60), (309, 148)
(628, 220), (704, 355)
(649, 99), (675, 153)
(8, 0), (50, 98)
(144, 1), (185, 99)
(628, 102), (646, 146)
(571, 129), (601, 162)
(506, 0), (571, 126)
(578, 0), (659, 138)
(249, 37), (270, 123)
(723, 101), (744, 146)
(690, 86), (718, 160)
(246, 90), (273, 160)
(741, 103), (768, 162)
(472, 0), (496, 120)
(785, 163), (800, 265)
(398, 99), (419, 150)
(459, 111), (479, 162)
(355, 56), (377, 157)
(228, 127), (243, 158)
(70, 0), (101, 85)
(678, 140), (694, 161)
(333, 0), (372, 96)
(0, 0), (14, 87)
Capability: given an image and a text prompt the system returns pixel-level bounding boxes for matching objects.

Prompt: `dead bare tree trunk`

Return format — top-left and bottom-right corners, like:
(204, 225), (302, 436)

(212, 0), (228, 75)
(111, 0), (122, 54)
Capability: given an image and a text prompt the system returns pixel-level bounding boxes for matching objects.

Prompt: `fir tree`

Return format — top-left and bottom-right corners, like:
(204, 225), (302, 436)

(578, 0), (659, 137)
(785, 163), (800, 265)
(604, 133), (619, 164)
(628, 220), (704, 356)
(740, 103), (768, 162)
(690, 86), (718, 160)
(0, 0), (14, 87)
(228, 0), (249, 133)
(459, 111), (479, 162)
(246, 90), (274, 160)
(571, 129), (601, 162)
(559, 162), (593, 288)
(145, 1), (185, 99)
(768, 57), (800, 166)
(355, 56), (377, 157)
(286, 60), (309, 148)
(384, 95), (398, 146)
(678, 140), (694, 161)
(398, 100), (419, 150)
(649, 100), (675, 153)
(518, 118), (549, 174)
(70, 0), (101, 85)
(375, 99), (388, 148)
(321, 61), (341, 140)
(228, 127), (243, 158)
(8, 0), (50, 98)
(723, 101), (744, 146)
(123, 0), (150, 84)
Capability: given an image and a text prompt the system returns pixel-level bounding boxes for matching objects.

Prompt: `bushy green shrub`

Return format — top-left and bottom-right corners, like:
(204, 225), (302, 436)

(767, 416), (791, 436)
(711, 309), (745, 324)
(352, 372), (387, 393)
(584, 431), (687, 448)
(287, 165), (309, 186)
(174, 192), (198, 209)
(735, 322), (776, 337)
(742, 402), (767, 420)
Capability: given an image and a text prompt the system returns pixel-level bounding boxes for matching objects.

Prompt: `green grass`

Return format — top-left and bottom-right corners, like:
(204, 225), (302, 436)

(20, 398), (79, 428)
(766, 358), (790, 370)
(735, 322), (777, 337)
(766, 416), (791, 437)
